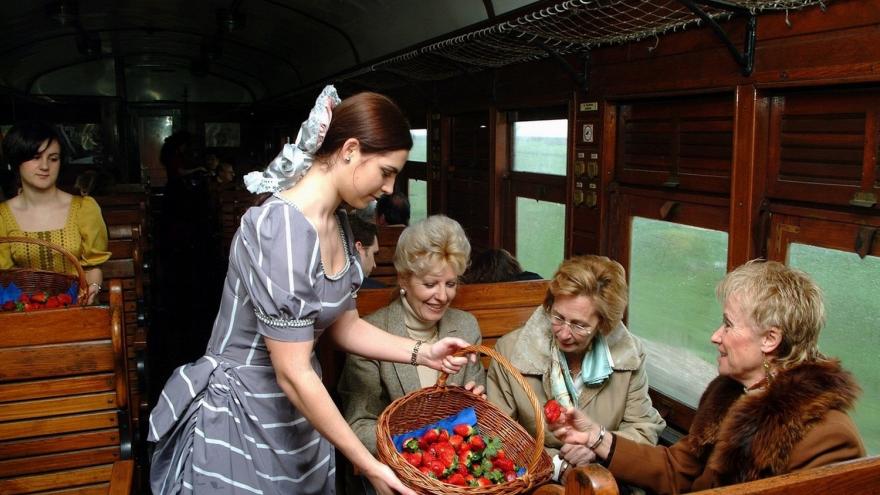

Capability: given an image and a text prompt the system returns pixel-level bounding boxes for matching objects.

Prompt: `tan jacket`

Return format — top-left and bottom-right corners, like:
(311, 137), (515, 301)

(338, 298), (486, 454)
(487, 308), (665, 458)
(609, 359), (865, 494)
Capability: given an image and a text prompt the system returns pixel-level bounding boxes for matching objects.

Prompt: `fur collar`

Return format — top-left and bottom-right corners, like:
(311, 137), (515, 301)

(686, 359), (860, 484)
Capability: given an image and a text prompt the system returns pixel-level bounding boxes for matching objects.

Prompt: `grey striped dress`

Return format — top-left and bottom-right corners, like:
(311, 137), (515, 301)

(148, 195), (364, 494)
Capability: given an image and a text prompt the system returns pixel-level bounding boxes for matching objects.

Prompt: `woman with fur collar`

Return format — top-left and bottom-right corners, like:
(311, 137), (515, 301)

(338, 215), (486, 494)
(487, 255), (665, 484)
(552, 260), (865, 493)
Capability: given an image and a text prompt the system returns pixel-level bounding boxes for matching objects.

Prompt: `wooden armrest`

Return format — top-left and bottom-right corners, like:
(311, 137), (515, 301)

(563, 465), (619, 495)
(109, 460), (135, 495)
(532, 482), (566, 494)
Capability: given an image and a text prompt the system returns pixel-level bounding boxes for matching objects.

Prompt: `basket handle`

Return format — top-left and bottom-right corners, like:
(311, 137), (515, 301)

(0, 236), (89, 303)
(437, 344), (548, 479)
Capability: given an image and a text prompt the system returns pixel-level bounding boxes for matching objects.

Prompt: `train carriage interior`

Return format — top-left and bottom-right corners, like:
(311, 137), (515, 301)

(0, 0), (878, 493)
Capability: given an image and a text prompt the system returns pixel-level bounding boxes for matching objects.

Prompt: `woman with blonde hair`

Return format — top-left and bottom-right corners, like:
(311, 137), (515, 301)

(552, 260), (864, 493)
(488, 255), (665, 484)
(339, 214), (486, 494)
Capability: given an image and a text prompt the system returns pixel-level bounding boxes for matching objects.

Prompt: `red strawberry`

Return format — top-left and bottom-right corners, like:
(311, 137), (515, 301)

(30, 291), (48, 303)
(504, 471), (517, 482)
(18, 294), (30, 303)
(493, 457), (515, 472)
(446, 473), (466, 486)
(452, 423), (475, 437)
(1, 301), (15, 311)
(410, 451), (423, 467)
(45, 296), (60, 309)
(543, 399), (562, 423)
(469, 435), (486, 452)
(419, 428), (439, 449)
(419, 465), (433, 477)
(437, 428), (450, 443)
(472, 477), (491, 487)
(448, 434), (463, 450)
(427, 459), (445, 477)
(57, 293), (73, 305)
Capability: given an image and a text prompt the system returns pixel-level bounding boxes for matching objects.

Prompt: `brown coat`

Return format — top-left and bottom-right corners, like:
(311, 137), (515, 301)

(609, 359), (865, 494)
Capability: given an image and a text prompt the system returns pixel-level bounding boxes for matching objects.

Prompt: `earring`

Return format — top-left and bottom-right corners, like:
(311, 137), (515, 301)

(345, 154), (352, 162)
(763, 356), (775, 382)
(400, 288), (406, 296)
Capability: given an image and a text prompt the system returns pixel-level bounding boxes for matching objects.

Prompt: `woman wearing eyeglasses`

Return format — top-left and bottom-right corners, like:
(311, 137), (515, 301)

(487, 255), (665, 486)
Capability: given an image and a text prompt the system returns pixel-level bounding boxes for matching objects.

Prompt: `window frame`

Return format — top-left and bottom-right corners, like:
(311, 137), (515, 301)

(611, 187), (730, 433)
(502, 107), (569, 257)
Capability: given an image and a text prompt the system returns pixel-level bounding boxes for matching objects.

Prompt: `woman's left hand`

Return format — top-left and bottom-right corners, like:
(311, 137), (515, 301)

(423, 337), (476, 373)
(552, 407), (595, 445)
(463, 380), (486, 399)
(560, 442), (596, 466)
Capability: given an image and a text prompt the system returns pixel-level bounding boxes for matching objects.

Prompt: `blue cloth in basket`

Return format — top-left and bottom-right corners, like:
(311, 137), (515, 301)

(391, 406), (477, 452)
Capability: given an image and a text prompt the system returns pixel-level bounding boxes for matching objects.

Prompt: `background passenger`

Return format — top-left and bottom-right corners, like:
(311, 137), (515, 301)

(338, 214), (486, 494)
(376, 190), (410, 226)
(347, 212), (385, 288)
(463, 247), (542, 284)
(487, 255), (665, 484)
(0, 121), (110, 304)
(551, 260), (864, 494)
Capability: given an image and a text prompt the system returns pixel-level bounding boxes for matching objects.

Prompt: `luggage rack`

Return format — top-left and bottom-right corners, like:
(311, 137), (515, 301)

(341, 0), (828, 90)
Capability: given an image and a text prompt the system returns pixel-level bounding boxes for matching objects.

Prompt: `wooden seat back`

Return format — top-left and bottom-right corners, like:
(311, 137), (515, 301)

(537, 455), (880, 495)
(369, 225), (406, 286)
(349, 279), (549, 370)
(0, 280), (132, 494)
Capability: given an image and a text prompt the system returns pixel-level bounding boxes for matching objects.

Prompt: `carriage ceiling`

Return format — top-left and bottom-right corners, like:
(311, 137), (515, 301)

(0, 0), (828, 105)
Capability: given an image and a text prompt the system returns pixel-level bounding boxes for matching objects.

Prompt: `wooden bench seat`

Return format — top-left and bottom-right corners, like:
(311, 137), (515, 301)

(0, 280), (134, 494)
(532, 455), (880, 495)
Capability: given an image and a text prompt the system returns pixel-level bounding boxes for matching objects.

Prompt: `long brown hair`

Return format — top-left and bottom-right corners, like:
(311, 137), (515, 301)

(315, 92), (412, 159)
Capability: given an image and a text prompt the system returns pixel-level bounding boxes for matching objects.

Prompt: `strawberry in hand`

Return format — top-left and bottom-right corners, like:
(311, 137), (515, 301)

(544, 399), (562, 424)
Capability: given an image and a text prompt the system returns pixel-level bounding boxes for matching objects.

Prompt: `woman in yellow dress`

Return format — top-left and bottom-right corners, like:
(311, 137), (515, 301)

(0, 121), (110, 304)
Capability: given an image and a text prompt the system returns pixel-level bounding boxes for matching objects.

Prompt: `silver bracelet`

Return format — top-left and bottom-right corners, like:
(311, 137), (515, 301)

(588, 425), (607, 450)
(410, 340), (423, 366)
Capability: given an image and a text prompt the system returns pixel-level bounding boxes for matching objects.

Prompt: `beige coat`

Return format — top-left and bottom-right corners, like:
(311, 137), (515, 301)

(487, 308), (665, 458)
(338, 298), (486, 455)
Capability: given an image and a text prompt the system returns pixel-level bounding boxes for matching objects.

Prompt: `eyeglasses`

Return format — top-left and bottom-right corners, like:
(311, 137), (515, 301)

(549, 312), (591, 336)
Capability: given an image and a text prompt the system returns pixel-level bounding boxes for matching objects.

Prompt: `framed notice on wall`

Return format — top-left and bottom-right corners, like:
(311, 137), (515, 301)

(581, 123), (594, 144)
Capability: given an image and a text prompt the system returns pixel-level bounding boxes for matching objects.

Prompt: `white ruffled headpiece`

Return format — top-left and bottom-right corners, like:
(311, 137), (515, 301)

(244, 85), (342, 194)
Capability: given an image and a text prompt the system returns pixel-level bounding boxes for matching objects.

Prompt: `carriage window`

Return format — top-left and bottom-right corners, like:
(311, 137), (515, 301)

(516, 197), (564, 279)
(410, 129), (427, 162)
(788, 243), (880, 455)
(629, 217), (726, 407)
(408, 179), (427, 224)
(512, 119), (567, 175)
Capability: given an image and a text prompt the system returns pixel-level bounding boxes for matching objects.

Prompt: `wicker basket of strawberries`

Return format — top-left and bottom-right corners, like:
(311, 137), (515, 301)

(0, 237), (88, 311)
(376, 344), (553, 495)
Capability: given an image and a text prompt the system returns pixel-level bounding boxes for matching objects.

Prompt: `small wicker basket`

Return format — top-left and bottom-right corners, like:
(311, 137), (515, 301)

(377, 344), (553, 495)
(0, 236), (88, 306)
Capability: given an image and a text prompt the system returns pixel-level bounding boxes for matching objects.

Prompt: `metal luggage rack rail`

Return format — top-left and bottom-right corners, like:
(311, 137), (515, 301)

(344, 0), (829, 86)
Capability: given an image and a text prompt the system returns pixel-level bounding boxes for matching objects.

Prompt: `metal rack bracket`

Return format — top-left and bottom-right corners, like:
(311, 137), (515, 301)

(678, 0), (757, 76)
